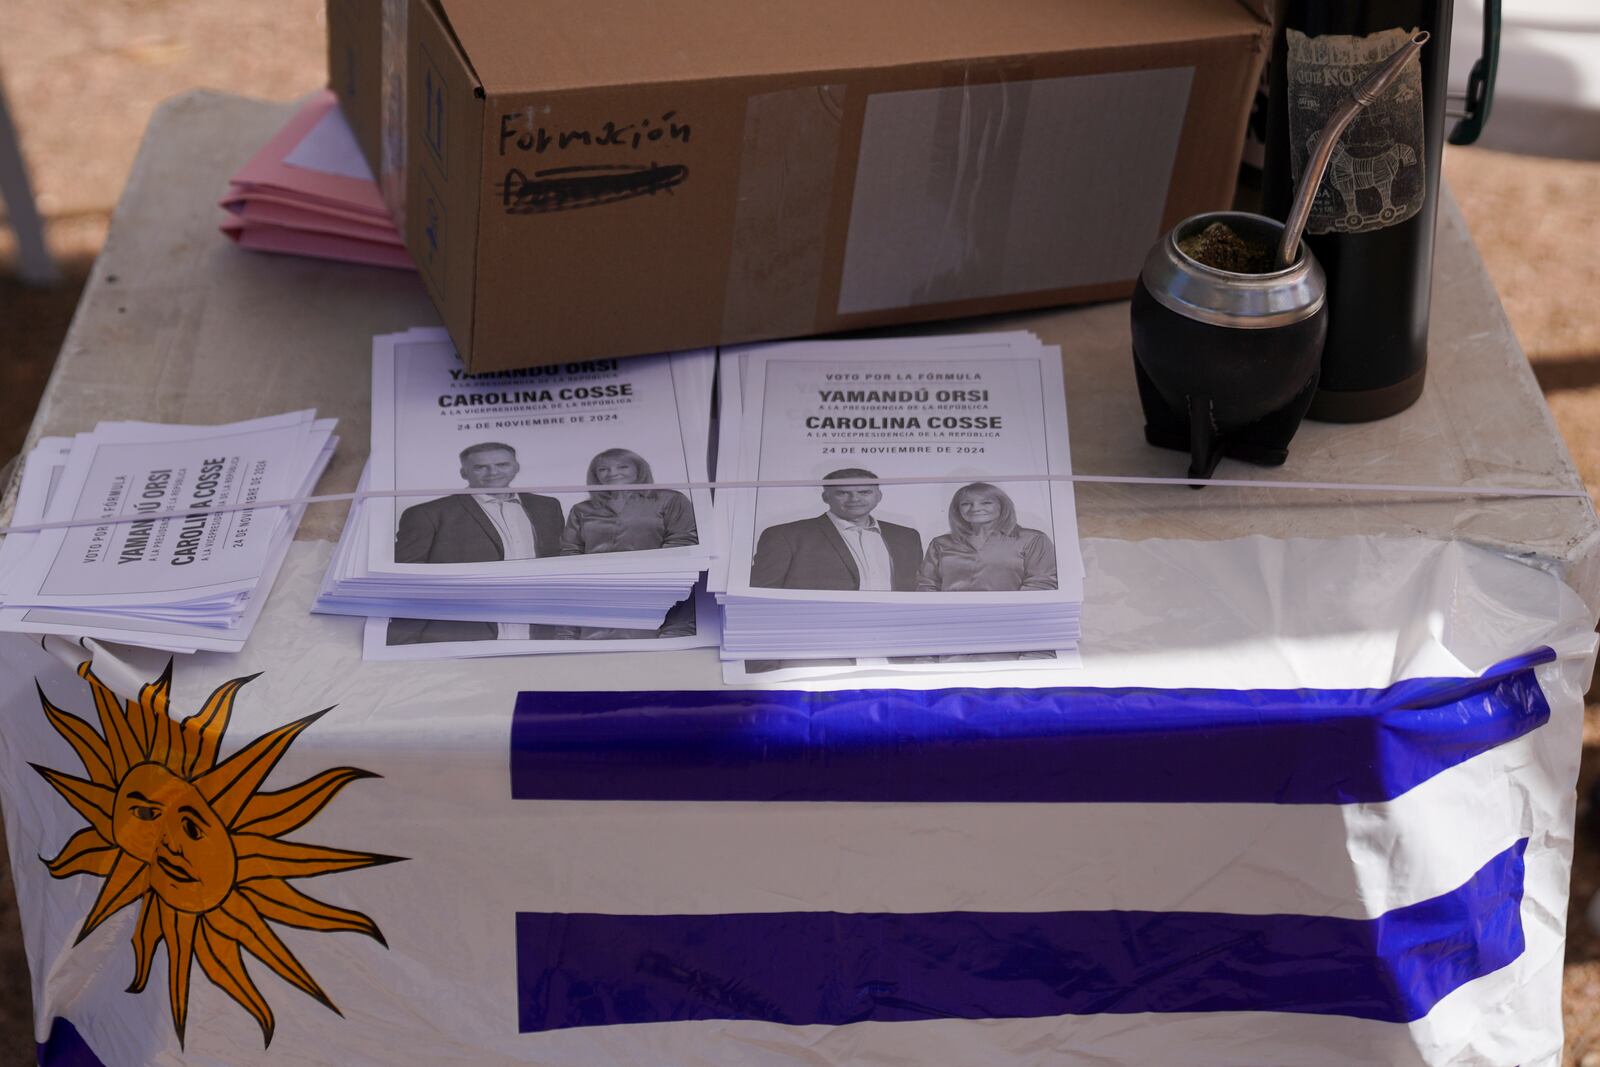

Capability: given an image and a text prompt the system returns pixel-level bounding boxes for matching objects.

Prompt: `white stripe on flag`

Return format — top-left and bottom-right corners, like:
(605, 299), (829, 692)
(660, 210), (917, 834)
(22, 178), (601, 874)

(481, 729), (1547, 919)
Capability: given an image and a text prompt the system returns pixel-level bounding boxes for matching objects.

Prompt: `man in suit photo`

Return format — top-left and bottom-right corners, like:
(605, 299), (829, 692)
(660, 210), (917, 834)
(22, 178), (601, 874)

(388, 441), (564, 645)
(749, 467), (923, 592)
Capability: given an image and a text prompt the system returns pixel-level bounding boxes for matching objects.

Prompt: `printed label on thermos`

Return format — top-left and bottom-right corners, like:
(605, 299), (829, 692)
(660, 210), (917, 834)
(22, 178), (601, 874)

(1286, 26), (1426, 235)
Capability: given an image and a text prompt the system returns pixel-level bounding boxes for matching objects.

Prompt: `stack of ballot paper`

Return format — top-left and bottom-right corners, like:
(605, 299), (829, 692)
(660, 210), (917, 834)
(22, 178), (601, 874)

(0, 412), (337, 653)
(317, 328), (720, 660)
(220, 90), (412, 271)
(711, 332), (1084, 681)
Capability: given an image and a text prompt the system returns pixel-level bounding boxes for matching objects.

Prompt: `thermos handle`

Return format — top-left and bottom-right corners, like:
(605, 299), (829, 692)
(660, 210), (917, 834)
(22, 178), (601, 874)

(1446, 0), (1500, 145)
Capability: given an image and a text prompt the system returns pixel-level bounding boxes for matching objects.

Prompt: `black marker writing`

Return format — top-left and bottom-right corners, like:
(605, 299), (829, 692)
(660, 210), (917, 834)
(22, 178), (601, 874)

(497, 164), (688, 215)
(498, 111), (691, 157)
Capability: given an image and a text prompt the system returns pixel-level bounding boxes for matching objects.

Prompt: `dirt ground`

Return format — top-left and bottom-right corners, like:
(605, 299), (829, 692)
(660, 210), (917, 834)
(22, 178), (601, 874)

(1, 1), (1599, 1062)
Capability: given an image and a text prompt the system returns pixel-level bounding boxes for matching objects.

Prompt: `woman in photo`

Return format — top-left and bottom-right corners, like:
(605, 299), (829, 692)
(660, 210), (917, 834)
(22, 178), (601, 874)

(562, 447), (698, 556)
(917, 481), (1057, 593)
(558, 448), (699, 641)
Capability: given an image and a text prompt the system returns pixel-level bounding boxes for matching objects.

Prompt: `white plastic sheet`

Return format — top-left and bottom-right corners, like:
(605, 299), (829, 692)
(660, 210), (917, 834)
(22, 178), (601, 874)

(0, 532), (1592, 1067)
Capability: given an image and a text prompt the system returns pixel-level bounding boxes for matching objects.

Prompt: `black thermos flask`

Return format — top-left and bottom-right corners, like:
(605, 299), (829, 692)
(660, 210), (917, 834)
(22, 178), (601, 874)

(1261, 0), (1453, 423)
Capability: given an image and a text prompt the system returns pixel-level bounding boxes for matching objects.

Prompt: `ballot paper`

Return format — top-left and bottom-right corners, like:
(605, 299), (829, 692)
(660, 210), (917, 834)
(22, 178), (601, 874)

(316, 329), (716, 640)
(719, 646), (1083, 687)
(220, 91), (413, 271)
(0, 412), (336, 653)
(361, 585), (720, 661)
(716, 332), (1083, 661)
(0, 439), (71, 597)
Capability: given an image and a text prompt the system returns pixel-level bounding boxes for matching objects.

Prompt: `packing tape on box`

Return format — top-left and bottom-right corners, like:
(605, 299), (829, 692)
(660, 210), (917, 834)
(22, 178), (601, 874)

(829, 68), (1194, 319)
(719, 63), (1196, 332)
(0, 473), (1586, 537)
(722, 84), (848, 340)
(379, 0), (408, 225)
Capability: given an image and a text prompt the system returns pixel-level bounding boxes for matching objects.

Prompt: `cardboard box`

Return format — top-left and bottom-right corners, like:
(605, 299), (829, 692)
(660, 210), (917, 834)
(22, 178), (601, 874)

(329, 0), (1271, 371)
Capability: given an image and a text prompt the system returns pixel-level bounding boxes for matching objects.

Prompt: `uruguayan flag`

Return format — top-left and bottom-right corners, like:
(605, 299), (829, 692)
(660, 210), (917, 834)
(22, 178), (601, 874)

(1, 536), (1594, 1067)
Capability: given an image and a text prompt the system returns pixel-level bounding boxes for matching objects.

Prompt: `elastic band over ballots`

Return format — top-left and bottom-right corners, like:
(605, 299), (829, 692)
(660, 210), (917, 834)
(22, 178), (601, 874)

(0, 473), (1587, 537)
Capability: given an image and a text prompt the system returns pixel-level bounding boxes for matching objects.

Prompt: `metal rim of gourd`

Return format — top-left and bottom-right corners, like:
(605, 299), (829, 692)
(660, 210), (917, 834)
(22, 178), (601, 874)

(1141, 211), (1327, 331)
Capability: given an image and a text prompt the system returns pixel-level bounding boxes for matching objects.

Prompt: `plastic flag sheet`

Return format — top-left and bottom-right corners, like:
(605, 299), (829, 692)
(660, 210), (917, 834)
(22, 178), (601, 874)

(0, 527), (1593, 1067)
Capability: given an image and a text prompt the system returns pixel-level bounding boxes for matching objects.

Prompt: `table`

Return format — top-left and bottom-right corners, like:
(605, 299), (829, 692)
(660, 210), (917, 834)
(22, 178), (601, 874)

(1, 91), (1597, 1067)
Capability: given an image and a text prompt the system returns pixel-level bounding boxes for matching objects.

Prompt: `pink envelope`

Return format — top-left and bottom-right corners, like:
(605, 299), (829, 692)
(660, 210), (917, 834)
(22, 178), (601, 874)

(220, 186), (393, 229)
(228, 90), (388, 219)
(226, 196), (405, 247)
(221, 220), (415, 271)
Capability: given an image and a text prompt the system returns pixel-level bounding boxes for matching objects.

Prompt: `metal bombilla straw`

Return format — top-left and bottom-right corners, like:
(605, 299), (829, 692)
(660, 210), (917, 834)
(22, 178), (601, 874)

(1276, 30), (1430, 269)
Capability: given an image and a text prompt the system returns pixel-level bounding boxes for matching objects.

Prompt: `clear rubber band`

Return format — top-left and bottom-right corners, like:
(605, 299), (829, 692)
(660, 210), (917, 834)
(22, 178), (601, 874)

(0, 472), (1587, 537)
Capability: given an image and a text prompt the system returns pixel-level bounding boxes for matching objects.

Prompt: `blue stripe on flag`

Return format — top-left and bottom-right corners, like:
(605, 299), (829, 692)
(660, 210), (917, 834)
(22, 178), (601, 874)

(509, 648), (1554, 804)
(36, 1019), (105, 1067)
(515, 838), (1527, 1032)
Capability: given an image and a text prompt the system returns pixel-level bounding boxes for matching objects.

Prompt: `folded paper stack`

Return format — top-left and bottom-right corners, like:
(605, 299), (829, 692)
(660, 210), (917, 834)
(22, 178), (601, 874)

(317, 328), (719, 659)
(220, 90), (412, 271)
(710, 333), (1084, 683)
(0, 412), (337, 653)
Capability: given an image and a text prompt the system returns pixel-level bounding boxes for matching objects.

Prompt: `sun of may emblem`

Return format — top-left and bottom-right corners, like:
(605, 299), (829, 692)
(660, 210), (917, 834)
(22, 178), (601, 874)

(31, 659), (401, 1047)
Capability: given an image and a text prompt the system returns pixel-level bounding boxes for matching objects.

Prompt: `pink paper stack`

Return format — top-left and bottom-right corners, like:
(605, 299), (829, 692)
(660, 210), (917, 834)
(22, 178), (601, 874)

(220, 91), (413, 271)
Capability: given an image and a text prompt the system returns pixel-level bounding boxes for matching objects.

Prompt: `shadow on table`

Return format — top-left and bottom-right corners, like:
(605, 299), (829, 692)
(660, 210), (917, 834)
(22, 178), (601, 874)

(0, 248), (92, 1062)
(1533, 355), (1600, 396)
(0, 250), (92, 467)
(0, 819), (35, 1063)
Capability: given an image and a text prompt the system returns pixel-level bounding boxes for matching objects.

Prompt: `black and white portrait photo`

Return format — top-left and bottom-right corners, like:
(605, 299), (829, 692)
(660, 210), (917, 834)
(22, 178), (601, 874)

(388, 441), (565, 645)
(749, 468), (923, 592)
(394, 441), (563, 566)
(561, 448), (698, 557)
(918, 482), (1057, 592)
